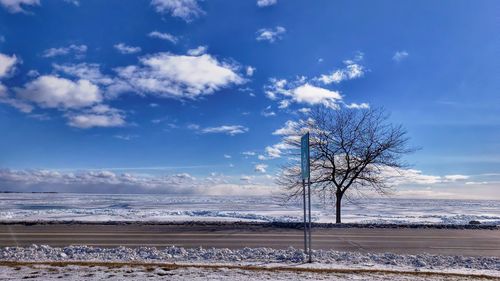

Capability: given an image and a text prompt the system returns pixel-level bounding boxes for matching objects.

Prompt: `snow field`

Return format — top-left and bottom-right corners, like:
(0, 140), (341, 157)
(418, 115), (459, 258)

(1, 194), (499, 225)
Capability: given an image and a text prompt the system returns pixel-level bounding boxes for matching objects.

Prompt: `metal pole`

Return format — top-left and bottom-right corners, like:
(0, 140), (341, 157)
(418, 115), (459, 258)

(302, 178), (307, 256)
(307, 177), (312, 263)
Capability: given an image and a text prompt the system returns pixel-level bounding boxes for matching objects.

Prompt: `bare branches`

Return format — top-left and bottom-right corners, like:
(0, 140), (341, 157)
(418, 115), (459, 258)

(276, 106), (414, 222)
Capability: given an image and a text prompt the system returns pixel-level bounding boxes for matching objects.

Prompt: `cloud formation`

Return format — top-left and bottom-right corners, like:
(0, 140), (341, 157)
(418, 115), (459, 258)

(346, 102), (369, 109)
(1, 66), (126, 128)
(257, 0), (277, 7)
(254, 164), (268, 173)
(16, 75), (102, 109)
(318, 53), (365, 84)
(114, 43), (141, 54)
(199, 125), (249, 136)
(186, 46), (207, 56)
(0, 0), (39, 13)
(0, 169), (273, 196)
(265, 79), (342, 109)
(150, 0), (204, 22)
(393, 50), (409, 62)
(42, 44), (87, 58)
(115, 53), (244, 100)
(0, 53), (17, 78)
(66, 104), (126, 128)
(256, 26), (286, 43)
(291, 84), (342, 107)
(246, 66), (255, 76)
(52, 63), (114, 86)
(148, 31), (178, 44)
(263, 54), (370, 110)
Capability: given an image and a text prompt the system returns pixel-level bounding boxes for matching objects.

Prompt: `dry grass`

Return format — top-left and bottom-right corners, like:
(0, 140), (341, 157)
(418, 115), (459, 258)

(0, 260), (497, 280)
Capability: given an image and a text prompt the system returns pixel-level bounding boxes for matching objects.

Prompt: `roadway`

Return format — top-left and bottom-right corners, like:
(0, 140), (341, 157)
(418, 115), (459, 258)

(0, 224), (498, 257)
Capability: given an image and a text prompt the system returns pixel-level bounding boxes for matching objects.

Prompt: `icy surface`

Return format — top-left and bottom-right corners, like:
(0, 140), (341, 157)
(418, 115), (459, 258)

(0, 264), (491, 281)
(0, 193), (499, 225)
(0, 245), (498, 272)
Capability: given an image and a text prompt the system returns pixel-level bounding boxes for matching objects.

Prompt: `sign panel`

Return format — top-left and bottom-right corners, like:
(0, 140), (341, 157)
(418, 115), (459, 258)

(301, 132), (310, 179)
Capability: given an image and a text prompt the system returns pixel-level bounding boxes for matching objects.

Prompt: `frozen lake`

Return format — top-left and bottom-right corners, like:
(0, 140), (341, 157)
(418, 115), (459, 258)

(0, 193), (499, 225)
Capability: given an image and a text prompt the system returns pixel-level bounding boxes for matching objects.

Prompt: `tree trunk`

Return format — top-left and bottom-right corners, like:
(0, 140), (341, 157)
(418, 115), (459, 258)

(335, 191), (343, 224)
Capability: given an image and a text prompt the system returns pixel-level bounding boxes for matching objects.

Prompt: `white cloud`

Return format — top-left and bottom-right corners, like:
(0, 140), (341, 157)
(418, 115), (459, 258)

(242, 151), (256, 156)
(346, 102), (369, 109)
(265, 78), (342, 109)
(298, 107), (311, 114)
(291, 83), (342, 108)
(254, 164), (268, 173)
(186, 45), (207, 56)
(465, 181), (489, 185)
(223, 154), (232, 159)
(53, 63), (114, 86)
(16, 75), (102, 109)
(150, 0), (204, 22)
(261, 105), (276, 117)
(1, 60), (129, 129)
(265, 145), (282, 159)
(66, 104), (126, 129)
(257, 0), (277, 7)
(278, 99), (290, 109)
(264, 141), (294, 159)
(0, 53), (18, 78)
(264, 119), (305, 159)
(115, 53), (244, 100)
(443, 174), (469, 181)
(256, 26), (286, 43)
(27, 69), (39, 77)
(383, 168), (471, 186)
(42, 44), (87, 58)
(0, 79), (34, 113)
(114, 134), (138, 141)
(385, 168), (442, 185)
(272, 120), (298, 135)
(246, 66), (256, 76)
(114, 43), (141, 54)
(0, 94), (33, 113)
(393, 51), (409, 62)
(318, 54), (365, 84)
(0, 0), (39, 13)
(148, 31), (178, 44)
(200, 125), (249, 136)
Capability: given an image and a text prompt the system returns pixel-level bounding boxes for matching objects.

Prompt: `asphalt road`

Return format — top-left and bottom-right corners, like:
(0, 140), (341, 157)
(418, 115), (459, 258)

(0, 224), (498, 257)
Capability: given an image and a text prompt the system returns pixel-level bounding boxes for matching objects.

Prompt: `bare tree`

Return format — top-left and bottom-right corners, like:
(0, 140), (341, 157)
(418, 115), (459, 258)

(276, 106), (415, 223)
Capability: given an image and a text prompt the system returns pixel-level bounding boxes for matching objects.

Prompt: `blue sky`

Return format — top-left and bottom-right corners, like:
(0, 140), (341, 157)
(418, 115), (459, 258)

(0, 0), (498, 199)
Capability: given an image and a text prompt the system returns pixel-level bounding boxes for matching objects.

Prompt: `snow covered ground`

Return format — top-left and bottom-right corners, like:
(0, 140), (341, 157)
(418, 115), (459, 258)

(0, 193), (499, 225)
(0, 264), (493, 281)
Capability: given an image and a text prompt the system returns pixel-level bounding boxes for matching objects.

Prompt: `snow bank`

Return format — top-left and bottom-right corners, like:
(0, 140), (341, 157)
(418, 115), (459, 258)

(1, 245), (498, 272)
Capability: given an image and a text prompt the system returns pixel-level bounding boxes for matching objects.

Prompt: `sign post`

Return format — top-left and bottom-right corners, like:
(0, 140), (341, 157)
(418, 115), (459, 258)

(301, 132), (312, 263)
